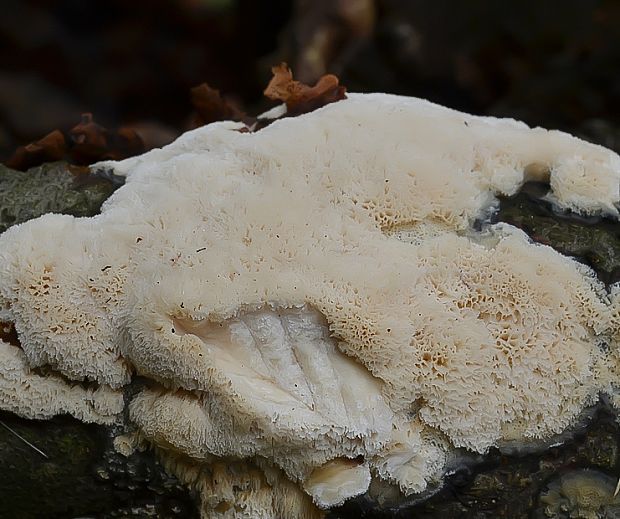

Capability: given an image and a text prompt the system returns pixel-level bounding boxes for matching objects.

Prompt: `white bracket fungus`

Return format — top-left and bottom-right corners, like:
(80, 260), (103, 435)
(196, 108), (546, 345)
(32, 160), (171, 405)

(0, 339), (123, 423)
(1, 93), (620, 517)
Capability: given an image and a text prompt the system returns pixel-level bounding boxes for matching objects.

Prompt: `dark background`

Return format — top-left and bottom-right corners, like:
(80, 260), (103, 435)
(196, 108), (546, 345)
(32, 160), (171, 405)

(1, 0), (619, 161)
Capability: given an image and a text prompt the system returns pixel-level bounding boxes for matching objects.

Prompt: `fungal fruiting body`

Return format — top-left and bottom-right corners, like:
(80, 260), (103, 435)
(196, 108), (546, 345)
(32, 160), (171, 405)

(1, 93), (620, 517)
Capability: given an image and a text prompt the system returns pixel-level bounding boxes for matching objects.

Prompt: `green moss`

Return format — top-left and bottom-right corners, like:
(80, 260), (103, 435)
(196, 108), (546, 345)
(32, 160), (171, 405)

(496, 183), (620, 285)
(0, 162), (118, 233)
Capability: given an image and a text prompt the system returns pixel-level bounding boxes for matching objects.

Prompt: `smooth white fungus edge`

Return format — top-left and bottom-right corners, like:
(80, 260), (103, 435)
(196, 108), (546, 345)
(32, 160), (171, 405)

(1, 93), (620, 518)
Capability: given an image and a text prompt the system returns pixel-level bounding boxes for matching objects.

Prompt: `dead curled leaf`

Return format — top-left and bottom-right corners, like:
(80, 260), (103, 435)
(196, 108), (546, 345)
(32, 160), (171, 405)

(263, 63), (347, 117)
(5, 114), (146, 170)
(190, 83), (248, 128)
(114, 127), (147, 160)
(69, 113), (110, 164)
(4, 64), (347, 170)
(70, 114), (145, 165)
(5, 130), (67, 171)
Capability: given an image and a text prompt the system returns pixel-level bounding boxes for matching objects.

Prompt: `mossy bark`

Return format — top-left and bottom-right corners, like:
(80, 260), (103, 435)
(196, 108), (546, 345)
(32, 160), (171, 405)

(0, 411), (197, 519)
(0, 162), (118, 234)
(496, 182), (620, 285)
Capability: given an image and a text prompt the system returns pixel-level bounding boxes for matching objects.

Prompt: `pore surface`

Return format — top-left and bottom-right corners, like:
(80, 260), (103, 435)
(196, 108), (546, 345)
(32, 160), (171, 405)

(1, 93), (620, 516)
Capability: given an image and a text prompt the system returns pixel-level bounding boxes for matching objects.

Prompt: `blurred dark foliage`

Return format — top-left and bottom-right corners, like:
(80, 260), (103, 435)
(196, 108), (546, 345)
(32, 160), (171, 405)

(283, 0), (620, 146)
(0, 0), (291, 159)
(1, 0), (619, 162)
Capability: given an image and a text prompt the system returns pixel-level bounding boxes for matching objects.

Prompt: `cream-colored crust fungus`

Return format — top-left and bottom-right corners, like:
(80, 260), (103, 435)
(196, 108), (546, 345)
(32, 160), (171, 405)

(2, 93), (620, 517)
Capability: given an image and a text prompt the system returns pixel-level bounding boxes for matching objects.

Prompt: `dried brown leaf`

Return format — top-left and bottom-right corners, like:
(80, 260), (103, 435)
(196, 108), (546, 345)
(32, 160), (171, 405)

(4, 113), (148, 171)
(68, 114), (146, 165)
(5, 130), (67, 171)
(69, 113), (110, 165)
(191, 83), (247, 127)
(263, 63), (347, 117)
(114, 127), (146, 159)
